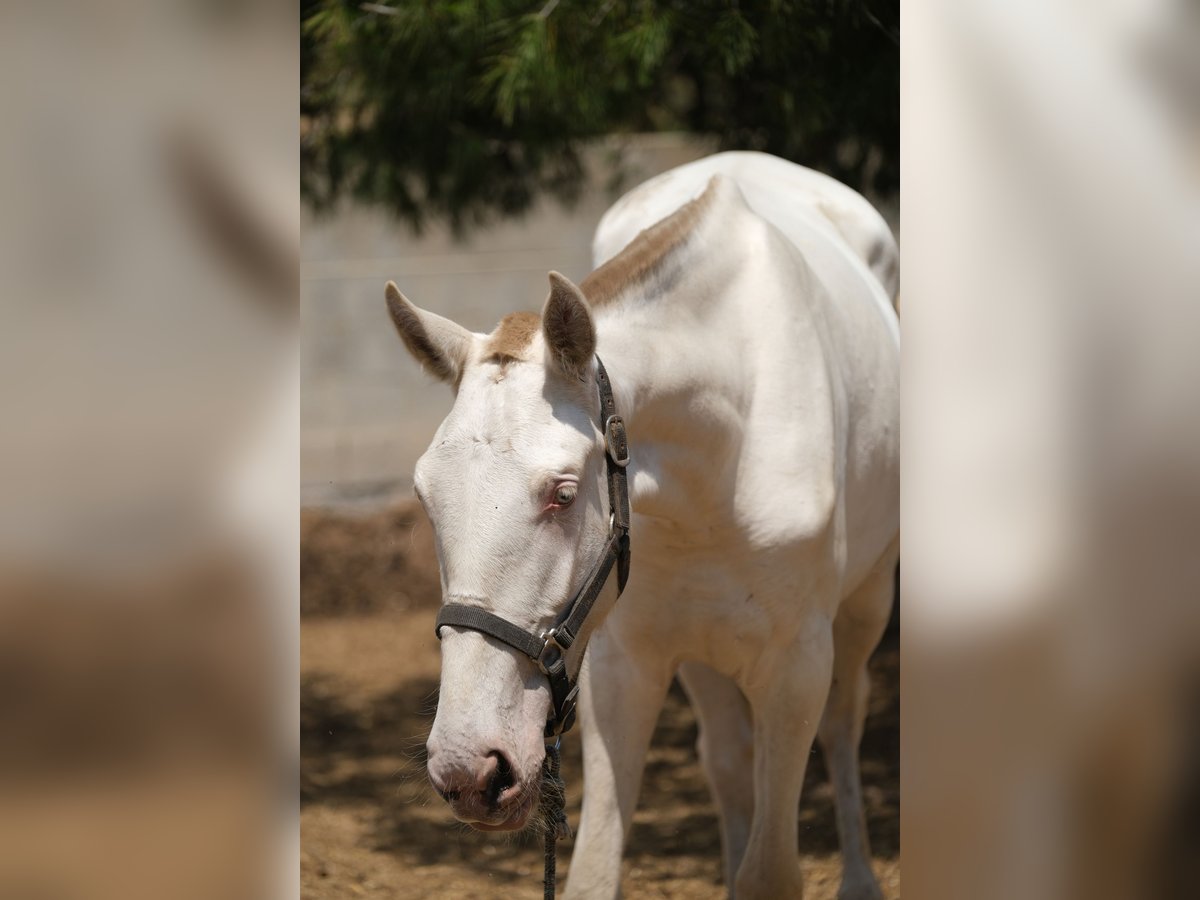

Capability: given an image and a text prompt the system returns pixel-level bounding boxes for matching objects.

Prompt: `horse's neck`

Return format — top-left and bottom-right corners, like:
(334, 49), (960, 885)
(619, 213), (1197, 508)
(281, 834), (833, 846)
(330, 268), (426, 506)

(592, 233), (752, 529)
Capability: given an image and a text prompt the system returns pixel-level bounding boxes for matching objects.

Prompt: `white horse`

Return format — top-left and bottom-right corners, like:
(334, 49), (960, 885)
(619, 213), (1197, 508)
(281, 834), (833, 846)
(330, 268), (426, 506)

(385, 152), (899, 899)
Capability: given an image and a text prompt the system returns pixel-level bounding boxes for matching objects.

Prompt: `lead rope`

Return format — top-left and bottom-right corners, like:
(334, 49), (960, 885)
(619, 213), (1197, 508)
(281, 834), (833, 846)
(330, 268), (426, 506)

(540, 738), (569, 899)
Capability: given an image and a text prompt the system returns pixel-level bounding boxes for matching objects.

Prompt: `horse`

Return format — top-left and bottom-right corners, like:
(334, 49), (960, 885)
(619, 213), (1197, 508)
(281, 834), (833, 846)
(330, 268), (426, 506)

(384, 151), (899, 900)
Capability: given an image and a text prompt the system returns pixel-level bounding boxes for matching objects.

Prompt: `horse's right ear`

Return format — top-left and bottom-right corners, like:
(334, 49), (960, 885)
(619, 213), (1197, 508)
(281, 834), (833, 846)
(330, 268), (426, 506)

(385, 282), (473, 385)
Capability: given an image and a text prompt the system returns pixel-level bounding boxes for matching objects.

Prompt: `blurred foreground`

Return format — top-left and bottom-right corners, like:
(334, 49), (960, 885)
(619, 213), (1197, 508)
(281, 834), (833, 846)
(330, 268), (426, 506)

(904, 2), (1200, 899)
(0, 1), (297, 898)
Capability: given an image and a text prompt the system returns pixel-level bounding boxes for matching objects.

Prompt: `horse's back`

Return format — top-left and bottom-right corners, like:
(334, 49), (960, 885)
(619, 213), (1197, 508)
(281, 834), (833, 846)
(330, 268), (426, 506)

(593, 151), (898, 307)
(594, 152), (899, 593)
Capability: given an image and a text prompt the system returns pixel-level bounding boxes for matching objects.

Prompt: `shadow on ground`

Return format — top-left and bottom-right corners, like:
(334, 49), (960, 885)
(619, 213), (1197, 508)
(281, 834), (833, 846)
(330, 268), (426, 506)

(301, 623), (898, 897)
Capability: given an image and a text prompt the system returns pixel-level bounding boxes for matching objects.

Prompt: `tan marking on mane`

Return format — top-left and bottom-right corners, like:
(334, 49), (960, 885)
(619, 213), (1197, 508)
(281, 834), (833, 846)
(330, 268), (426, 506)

(580, 179), (720, 307)
(483, 311), (541, 364)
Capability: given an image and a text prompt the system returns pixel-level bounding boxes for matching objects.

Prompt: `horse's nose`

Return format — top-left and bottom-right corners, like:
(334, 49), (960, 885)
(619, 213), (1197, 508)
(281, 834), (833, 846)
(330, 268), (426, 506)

(427, 748), (518, 810)
(478, 750), (516, 804)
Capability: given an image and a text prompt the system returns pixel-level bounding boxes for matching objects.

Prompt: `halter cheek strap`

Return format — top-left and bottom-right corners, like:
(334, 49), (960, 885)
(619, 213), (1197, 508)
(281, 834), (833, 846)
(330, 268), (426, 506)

(434, 356), (631, 738)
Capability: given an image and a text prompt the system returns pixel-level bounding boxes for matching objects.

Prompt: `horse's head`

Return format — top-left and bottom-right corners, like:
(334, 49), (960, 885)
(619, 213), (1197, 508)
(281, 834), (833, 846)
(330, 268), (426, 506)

(386, 272), (614, 830)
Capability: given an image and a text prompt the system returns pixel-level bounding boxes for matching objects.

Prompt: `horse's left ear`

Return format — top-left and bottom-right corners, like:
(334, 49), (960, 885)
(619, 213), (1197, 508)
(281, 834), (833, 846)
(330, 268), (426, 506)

(542, 271), (596, 381)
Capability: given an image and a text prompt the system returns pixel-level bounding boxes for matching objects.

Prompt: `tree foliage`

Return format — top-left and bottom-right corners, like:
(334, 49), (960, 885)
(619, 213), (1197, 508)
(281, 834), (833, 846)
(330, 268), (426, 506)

(302, 0), (898, 234)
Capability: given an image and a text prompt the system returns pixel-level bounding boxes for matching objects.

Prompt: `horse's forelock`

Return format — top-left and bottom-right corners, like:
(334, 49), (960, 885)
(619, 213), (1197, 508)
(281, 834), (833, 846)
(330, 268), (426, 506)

(482, 311), (541, 365)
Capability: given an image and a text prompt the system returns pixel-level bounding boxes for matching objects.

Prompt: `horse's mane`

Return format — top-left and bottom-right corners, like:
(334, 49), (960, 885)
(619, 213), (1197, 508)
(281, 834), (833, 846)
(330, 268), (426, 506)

(481, 179), (719, 366)
(579, 179), (719, 308)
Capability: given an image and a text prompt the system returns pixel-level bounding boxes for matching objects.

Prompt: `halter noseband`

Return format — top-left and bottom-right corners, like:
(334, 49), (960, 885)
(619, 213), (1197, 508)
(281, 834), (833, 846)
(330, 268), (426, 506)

(433, 356), (631, 738)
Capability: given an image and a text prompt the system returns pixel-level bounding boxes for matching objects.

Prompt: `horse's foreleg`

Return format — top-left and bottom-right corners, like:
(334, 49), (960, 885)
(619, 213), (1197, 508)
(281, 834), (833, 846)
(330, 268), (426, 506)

(678, 661), (754, 893)
(734, 616), (834, 900)
(564, 626), (672, 900)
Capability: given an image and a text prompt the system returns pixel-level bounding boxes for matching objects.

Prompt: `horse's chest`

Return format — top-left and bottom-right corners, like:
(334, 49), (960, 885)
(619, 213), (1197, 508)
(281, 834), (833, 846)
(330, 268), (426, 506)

(613, 531), (831, 671)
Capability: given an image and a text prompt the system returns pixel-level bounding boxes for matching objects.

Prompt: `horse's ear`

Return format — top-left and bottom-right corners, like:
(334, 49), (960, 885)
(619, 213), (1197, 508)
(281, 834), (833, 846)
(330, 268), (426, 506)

(542, 271), (595, 381)
(385, 281), (473, 384)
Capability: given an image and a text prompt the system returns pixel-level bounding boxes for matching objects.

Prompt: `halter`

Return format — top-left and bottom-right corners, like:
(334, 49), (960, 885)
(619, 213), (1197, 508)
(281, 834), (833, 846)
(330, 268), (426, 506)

(433, 356), (631, 738)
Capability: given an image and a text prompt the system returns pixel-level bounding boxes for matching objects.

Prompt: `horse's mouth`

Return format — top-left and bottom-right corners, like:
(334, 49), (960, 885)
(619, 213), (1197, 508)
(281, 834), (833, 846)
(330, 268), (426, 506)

(465, 791), (537, 832)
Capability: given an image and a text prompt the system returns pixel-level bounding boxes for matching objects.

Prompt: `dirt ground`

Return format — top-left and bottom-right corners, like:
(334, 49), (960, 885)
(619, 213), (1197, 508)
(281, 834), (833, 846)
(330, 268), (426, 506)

(301, 500), (899, 899)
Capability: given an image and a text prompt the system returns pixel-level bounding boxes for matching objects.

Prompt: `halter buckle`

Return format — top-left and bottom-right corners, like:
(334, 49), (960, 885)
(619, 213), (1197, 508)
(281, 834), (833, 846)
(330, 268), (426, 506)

(604, 415), (630, 467)
(536, 628), (568, 676)
(544, 683), (580, 738)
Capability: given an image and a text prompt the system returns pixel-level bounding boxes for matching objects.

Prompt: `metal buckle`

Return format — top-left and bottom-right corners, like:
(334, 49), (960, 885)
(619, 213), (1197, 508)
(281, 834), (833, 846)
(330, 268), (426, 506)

(537, 628), (567, 675)
(544, 684), (580, 738)
(604, 415), (630, 467)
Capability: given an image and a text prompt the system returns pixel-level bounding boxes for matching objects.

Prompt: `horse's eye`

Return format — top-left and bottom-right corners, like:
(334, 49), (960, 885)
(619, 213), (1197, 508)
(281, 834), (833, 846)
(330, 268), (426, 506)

(553, 485), (577, 506)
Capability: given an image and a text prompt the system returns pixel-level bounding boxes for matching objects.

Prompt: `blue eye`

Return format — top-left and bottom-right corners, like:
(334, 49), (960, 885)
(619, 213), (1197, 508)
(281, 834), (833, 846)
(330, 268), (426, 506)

(554, 485), (577, 506)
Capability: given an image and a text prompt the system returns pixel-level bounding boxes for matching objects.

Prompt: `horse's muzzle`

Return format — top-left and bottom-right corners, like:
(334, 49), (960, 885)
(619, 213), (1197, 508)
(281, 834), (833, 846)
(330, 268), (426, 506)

(428, 748), (532, 829)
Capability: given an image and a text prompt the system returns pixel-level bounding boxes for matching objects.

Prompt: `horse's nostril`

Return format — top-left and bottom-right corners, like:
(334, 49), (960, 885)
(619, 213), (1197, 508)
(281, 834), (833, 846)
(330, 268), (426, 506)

(483, 750), (515, 806)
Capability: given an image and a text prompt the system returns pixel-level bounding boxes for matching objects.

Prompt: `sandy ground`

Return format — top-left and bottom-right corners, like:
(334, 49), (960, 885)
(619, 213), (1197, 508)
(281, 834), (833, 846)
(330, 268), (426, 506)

(300, 502), (899, 899)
